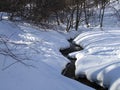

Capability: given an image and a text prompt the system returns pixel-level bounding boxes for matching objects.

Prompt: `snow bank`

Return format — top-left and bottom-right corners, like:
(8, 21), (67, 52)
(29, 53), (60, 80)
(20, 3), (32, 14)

(73, 30), (120, 90)
(0, 21), (93, 90)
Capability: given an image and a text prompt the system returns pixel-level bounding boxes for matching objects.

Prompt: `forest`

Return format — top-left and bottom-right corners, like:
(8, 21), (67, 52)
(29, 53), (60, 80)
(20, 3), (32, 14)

(0, 0), (119, 31)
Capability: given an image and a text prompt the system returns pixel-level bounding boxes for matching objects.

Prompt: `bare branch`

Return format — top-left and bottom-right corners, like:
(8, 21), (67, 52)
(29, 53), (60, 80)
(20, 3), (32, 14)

(0, 35), (35, 70)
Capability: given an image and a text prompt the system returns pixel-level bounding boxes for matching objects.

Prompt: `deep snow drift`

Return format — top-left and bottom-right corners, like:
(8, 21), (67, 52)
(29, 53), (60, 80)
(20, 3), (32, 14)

(73, 30), (120, 90)
(0, 20), (93, 90)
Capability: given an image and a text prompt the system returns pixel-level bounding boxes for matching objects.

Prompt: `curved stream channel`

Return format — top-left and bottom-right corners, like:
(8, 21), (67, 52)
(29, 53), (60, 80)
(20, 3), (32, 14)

(60, 39), (107, 90)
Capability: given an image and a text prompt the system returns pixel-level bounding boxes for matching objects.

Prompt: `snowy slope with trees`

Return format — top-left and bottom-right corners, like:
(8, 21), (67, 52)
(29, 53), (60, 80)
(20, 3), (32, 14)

(69, 1), (120, 90)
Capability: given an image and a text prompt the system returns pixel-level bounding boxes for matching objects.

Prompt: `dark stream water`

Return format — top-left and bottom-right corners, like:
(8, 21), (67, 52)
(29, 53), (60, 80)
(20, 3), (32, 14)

(60, 39), (107, 90)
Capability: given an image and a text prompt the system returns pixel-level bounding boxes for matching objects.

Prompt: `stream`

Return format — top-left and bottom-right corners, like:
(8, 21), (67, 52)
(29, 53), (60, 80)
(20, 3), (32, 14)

(60, 39), (107, 90)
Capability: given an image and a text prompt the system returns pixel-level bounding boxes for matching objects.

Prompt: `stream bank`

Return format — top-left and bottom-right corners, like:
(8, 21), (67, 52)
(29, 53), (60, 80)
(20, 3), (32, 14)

(60, 39), (107, 90)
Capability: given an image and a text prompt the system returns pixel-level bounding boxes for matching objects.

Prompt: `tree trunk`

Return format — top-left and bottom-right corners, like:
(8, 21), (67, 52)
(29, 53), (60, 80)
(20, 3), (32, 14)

(100, 5), (105, 27)
(83, 1), (89, 27)
(55, 11), (60, 25)
(75, 0), (79, 31)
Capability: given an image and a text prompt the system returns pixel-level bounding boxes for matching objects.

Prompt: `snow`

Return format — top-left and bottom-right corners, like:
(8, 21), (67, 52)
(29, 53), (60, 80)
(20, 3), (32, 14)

(0, 21), (93, 90)
(73, 30), (120, 90)
(0, 21), (22, 41)
(69, 2), (120, 90)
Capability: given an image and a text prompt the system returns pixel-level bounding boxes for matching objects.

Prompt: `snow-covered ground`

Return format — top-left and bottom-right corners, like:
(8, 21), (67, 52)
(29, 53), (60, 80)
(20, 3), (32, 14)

(0, 20), (93, 90)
